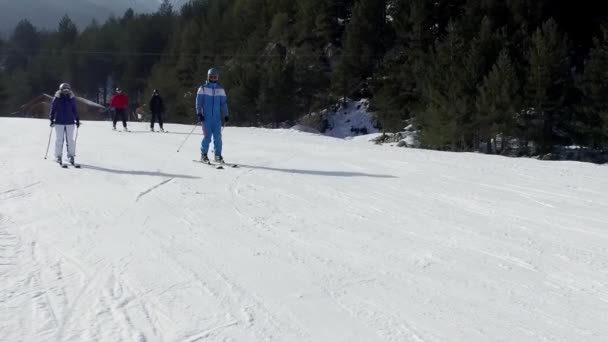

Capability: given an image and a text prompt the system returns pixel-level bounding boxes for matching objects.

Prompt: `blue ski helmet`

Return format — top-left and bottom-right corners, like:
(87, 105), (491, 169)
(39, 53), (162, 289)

(207, 68), (219, 82)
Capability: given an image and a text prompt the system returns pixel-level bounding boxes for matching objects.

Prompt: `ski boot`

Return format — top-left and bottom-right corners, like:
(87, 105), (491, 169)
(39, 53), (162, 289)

(68, 156), (80, 168)
(55, 156), (62, 164)
(112, 126), (117, 131)
(214, 155), (224, 164)
(201, 153), (210, 164)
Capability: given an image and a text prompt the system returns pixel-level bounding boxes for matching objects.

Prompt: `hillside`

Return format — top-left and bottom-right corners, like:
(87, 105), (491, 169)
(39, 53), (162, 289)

(1, 118), (607, 341)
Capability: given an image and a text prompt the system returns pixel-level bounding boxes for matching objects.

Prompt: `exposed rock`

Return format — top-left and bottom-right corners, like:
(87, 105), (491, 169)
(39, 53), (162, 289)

(541, 153), (554, 160)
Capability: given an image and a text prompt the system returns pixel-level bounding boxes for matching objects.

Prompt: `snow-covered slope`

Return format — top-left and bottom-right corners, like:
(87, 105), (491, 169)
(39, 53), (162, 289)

(1, 118), (608, 341)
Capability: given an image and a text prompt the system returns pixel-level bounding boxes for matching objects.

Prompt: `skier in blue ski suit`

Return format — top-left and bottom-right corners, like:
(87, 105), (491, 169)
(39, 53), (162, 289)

(196, 68), (229, 163)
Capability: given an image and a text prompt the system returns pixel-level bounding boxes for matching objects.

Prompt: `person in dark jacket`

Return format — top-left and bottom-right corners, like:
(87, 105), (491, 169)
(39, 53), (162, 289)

(110, 87), (129, 131)
(49, 83), (80, 165)
(149, 89), (165, 132)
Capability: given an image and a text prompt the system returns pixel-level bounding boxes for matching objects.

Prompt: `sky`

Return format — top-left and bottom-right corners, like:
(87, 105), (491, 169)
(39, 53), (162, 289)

(0, 0), (187, 34)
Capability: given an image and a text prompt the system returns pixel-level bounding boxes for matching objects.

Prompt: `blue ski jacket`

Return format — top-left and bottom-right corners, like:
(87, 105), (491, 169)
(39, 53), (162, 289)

(195, 82), (229, 123)
(49, 91), (80, 125)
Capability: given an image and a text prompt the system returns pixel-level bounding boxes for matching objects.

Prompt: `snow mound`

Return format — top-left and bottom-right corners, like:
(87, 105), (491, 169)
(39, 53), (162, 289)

(326, 99), (379, 138)
(299, 98), (379, 139)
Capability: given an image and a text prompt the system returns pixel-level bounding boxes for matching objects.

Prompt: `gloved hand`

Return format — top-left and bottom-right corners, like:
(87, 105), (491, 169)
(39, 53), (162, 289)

(224, 116), (229, 123)
(198, 113), (204, 123)
(50, 120), (55, 127)
(76, 121), (81, 128)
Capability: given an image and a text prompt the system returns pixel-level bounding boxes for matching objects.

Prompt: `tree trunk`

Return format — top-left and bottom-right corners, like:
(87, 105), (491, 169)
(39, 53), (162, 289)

(485, 135), (492, 154)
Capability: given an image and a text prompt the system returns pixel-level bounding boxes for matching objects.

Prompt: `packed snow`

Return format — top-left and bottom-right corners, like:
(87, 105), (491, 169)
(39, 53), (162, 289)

(1, 118), (608, 342)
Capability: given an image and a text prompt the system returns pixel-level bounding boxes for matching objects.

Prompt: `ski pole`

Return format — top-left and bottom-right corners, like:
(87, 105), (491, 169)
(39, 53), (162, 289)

(43, 126), (53, 159)
(74, 126), (79, 156)
(176, 123), (200, 153)
(64, 126), (69, 158)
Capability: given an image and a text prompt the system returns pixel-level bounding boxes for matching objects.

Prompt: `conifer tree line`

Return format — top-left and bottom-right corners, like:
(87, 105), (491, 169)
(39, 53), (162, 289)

(1, 0), (608, 154)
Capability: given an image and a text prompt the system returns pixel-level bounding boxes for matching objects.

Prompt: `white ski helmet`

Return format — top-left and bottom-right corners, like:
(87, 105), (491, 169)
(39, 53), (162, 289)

(59, 83), (71, 91)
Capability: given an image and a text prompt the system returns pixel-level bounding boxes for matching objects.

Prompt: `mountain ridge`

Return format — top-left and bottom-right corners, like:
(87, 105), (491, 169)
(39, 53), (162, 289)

(0, 0), (186, 33)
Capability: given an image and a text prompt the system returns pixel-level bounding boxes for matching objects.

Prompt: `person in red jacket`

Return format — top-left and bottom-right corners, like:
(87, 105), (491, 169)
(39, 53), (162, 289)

(110, 87), (129, 131)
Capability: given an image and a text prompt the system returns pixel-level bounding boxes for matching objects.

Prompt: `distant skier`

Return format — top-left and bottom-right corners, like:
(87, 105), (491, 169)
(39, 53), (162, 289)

(49, 83), (80, 165)
(110, 87), (129, 131)
(149, 89), (165, 132)
(196, 68), (229, 163)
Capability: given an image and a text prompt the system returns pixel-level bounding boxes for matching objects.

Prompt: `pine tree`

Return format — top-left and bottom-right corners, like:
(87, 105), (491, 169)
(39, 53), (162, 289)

(123, 8), (135, 22)
(0, 37), (4, 108)
(71, 20), (115, 101)
(58, 15), (78, 47)
(269, 12), (291, 44)
(377, 0), (434, 136)
(476, 48), (522, 153)
(0, 75), (7, 114)
(525, 19), (571, 153)
(417, 21), (471, 150)
(222, 61), (260, 125)
(333, 0), (387, 99)
(0, 40), (5, 112)
(257, 55), (296, 126)
(374, 86), (401, 134)
(461, 17), (503, 150)
(5, 20), (40, 72)
(4, 69), (33, 113)
(292, 44), (331, 115)
(577, 25), (608, 148)
(158, 0), (174, 16)
(231, 0), (271, 45)
(295, 0), (335, 45)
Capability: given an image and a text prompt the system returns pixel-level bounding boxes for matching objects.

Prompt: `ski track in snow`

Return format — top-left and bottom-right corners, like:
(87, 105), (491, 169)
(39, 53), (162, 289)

(136, 178), (175, 202)
(1, 118), (608, 341)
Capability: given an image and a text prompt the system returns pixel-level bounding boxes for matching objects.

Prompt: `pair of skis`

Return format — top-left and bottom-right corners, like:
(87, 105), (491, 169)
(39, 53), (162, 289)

(58, 161), (81, 168)
(192, 159), (238, 169)
(53, 157), (231, 170)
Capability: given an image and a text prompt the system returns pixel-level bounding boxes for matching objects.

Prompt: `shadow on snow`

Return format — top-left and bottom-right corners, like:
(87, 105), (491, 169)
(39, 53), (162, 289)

(78, 164), (200, 179)
(237, 164), (396, 178)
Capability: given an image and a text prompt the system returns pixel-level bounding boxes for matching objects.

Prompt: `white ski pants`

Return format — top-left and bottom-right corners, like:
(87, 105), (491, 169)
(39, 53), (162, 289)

(54, 124), (76, 158)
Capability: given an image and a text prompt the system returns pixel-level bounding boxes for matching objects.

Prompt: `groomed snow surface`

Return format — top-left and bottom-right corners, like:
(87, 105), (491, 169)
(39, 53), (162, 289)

(1, 118), (608, 342)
